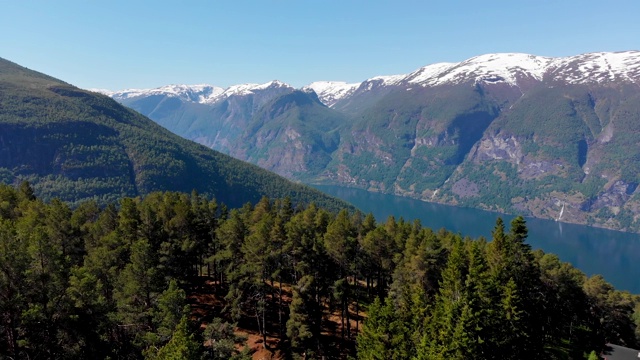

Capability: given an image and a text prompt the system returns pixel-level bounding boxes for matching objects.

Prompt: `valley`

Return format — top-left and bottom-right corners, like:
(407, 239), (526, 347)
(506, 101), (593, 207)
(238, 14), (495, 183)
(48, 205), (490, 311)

(101, 51), (640, 233)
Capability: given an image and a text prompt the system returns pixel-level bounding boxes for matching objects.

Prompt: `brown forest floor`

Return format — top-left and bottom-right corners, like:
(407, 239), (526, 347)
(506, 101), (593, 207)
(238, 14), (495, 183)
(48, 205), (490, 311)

(188, 276), (366, 360)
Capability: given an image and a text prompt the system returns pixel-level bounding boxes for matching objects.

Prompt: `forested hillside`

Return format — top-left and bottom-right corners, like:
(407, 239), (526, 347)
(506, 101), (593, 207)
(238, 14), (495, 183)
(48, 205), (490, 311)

(0, 57), (348, 211)
(1, 183), (637, 359)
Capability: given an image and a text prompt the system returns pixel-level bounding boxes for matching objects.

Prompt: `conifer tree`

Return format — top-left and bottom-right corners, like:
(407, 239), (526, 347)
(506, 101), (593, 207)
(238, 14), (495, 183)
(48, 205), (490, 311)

(145, 316), (201, 360)
(269, 213), (288, 338)
(357, 297), (393, 360)
(0, 218), (28, 358)
(287, 275), (315, 357)
(114, 237), (160, 344)
(154, 280), (187, 343)
(216, 208), (247, 287)
(238, 208), (273, 347)
(361, 226), (394, 298)
(422, 236), (467, 359)
(487, 216), (545, 358)
(324, 209), (357, 340)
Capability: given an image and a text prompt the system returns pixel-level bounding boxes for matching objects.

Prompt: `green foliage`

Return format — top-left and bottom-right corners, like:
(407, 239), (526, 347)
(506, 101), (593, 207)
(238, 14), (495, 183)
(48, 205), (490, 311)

(287, 275), (315, 355)
(357, 217), (635, 360)
(357, 297), (395, 360)
(145, 316), (201, 360)
(0, 56), (352, 212)
(0, 179), (637, 360)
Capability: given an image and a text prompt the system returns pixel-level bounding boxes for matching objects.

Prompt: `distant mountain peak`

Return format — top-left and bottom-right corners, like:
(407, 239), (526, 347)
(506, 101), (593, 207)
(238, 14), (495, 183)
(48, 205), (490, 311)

(207, 80), (293, 104)
(101, 80), (294, 106)
(96, 84), (225, 104)
(303, 81), (359, 107)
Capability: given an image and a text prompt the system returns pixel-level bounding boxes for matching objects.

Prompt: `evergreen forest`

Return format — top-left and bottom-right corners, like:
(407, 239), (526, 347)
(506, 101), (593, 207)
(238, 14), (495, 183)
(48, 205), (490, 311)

(0, 182), (638, 360)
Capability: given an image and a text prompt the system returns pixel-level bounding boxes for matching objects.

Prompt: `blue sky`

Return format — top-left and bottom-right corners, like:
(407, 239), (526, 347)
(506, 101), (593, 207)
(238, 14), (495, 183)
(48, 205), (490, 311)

(1, 0), (639, 90)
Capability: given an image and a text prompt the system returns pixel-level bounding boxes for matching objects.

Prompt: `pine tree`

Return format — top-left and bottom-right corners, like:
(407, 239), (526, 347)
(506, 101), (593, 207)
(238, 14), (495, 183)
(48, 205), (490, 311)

(17, 201), (72, 358)
(216, 208), (247, 288)
(0, 218), (28, 358)
(238, 208), (273, 347)
(357, 297), (392, 360)
(457, 239), (492, 359)
(145, 316), (201, 360)
(114, 237), (160, 344)
(18, 180), (36, 201)
(287, 275), (314, 357)
(269, 213), (288, 339)
(487, 217), (545, 358)
(361, 226), (394, 298)
(324, 209), (357, 340)
(153, 280), (187, 343)
(425, 237), (467, 359)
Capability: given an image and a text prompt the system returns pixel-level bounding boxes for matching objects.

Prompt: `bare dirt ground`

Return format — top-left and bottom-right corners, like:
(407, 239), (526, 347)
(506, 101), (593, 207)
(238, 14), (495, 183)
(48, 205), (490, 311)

(188, 277), (367, 360)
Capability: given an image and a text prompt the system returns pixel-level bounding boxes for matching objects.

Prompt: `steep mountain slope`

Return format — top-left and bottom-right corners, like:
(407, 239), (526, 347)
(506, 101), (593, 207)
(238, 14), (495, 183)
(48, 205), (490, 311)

(104, 82), (349, 180)
(226, 89), (348, 179)
(108, 81), (295, 155)
(0, 57), (350, 210)
(331, 51), (640, 230)
(104, 51), (640, 231)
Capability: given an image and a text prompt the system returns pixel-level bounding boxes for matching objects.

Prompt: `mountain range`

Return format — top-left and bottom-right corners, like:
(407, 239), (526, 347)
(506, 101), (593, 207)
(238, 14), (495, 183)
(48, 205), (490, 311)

(0, 57), (350, 211)
(99, 51), (640, 232)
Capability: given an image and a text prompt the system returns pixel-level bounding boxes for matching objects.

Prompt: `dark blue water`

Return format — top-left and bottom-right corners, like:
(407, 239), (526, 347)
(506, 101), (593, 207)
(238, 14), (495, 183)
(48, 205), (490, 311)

(314, 185), (640, 294)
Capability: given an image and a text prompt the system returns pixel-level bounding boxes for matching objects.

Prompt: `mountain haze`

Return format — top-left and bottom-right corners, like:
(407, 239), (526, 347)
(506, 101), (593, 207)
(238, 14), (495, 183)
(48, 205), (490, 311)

(0, 57), (350, 211)
(103, 51), (640, 232)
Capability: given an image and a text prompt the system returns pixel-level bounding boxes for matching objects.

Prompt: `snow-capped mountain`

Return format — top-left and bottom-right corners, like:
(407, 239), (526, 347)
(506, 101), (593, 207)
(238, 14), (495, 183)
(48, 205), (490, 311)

(356, 51), (640, 90)
(96, 80), (293, 106)
(212, 80), (293, 104)
(403, 53), (550, 87)
(96, 51), (640, 109)
(92, 84), (224, 103)
(322, 51), (640, 109)
(304, 51), (640, 108)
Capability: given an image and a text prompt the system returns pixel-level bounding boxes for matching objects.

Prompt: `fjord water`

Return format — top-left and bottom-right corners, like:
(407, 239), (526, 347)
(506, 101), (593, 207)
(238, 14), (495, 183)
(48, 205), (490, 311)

(314, 185), (640, 294)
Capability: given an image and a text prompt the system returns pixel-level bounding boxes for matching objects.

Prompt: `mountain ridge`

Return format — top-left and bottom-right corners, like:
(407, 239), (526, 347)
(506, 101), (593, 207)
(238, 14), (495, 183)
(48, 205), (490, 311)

(97, 50), (640, 107)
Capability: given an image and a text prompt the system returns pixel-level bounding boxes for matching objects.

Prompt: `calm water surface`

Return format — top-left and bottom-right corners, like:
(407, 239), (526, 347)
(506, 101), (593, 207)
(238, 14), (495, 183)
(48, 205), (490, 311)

(314, 185), (640, 294)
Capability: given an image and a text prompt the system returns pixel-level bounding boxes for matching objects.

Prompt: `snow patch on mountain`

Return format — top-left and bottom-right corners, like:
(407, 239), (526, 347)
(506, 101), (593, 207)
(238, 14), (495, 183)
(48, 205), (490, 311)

(104, 84), (225, 104)
(303, 81), (359, 107)
(403, 62), (457, 84)
(399, 53), (555, 88)
(206, 80), (292, 104)
(103, 80), (293, 105)
(365, 74), (405, 87)
(355, 51), (640, 91)
(547, 51), (640, 84)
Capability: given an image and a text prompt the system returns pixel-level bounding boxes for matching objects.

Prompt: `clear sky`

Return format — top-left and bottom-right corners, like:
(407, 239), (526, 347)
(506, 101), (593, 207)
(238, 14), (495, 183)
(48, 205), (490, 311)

(1, 0), (639, 90)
